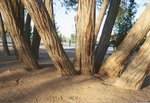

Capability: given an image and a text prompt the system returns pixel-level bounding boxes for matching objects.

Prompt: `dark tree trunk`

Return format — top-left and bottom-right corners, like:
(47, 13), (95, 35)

(22, 0), (77, 75)
(24, 13), (31, 47)
(95, 0), (109, 39)
(100, 4), (150, 77)
(31, 27), (41, 59)
(0, 13), (10, 55)
(94, 0), (121, 73)
(0, 0), (39, 70)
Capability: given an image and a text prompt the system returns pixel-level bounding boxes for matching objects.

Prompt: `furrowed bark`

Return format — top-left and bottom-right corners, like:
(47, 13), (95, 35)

(78, 0), (95, 74)
(95, 0), (109, 39)
(114, 33), (150, 90)
(0, 13), (10, 55)
(100, 3), (150, 77)
(0, 0), (39, 70)
(22, 0), (77, 75)
(45, 0), (56, 29)
(94, 0), (121, 73)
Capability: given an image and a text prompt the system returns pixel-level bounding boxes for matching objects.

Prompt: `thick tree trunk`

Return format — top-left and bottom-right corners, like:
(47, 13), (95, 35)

(0, 0), (39, 70)
(114, 33), (150, 90)
(31, 27), (41, 59)
(94, 0), (121, 73)
(76, 0), (95, 74)
(0, 13), (10, 55)
(22, 0), (77, 75)
(24, 13), (31, 47)
(95, 0), (109, 39)
(100, 4), (150, 77)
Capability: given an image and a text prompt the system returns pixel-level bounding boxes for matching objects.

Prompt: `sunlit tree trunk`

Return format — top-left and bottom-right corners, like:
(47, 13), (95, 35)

(114, 32), (150, 90)
(0, 13), (10, 55)
(0, 0), (39, 70)
(95, 0), (109, 39)
(74, 2), (81, 72)
(31, 27), (41, 59)
(94, 0), (121, 73)
(45, 0), (56, 29)
(100, 4), (150, 77)
(22, 0), (77, 75)
(76, 0), (95, 74)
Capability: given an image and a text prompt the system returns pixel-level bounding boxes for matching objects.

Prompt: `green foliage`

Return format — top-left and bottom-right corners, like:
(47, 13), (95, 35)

(112, 0), (137, 47)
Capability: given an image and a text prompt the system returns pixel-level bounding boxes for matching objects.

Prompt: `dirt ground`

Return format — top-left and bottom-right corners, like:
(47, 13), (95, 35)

(0, 44), (150, 103)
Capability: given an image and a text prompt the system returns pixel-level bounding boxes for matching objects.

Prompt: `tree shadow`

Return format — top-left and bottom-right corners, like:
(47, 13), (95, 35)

(141, 75), (150, 89)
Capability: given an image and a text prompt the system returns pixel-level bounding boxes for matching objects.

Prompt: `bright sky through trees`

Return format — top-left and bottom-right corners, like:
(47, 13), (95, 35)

(54, 0), (149, 38)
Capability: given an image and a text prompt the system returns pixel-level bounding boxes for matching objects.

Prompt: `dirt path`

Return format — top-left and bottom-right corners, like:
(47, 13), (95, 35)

(0, 45), (150, 103)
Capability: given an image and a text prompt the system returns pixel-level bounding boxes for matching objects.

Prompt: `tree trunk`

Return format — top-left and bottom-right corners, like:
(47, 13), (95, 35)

(24, 13), (31, 47)
(100, 4), (150, 77)
(74, 2), (81, 72)
(77, 0), (95, 74)
(18, 1), (24, 35)
(31, 27), (41, 59)
(95, 0), (109, 39)
(94, 0), (121, 73)
(0, 13), (10, 55)
(22, 0), (77, 75)
(0, 0), (39, 70)
(114, 33), (150, 90)
(45, 0), (56, 29)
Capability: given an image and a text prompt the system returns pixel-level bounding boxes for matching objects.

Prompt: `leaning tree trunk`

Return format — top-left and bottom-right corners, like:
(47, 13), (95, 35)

(22, 0), (77, 75)
(100, 3), (150, 77)
(95, 0), (110, 39)
(77, 0), (95, 74)
(114, 32), (150, 90)
(18, 1), (24, 35)
(0, 0), (39, 70)
(94, 0), (121, 73)
(31, 27), (41, 59)
(0, 13), (10, 55)
(45, 0), (56, 29)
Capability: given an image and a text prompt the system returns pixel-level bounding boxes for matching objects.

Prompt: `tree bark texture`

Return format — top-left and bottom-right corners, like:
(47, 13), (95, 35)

(95, 0), (109, 39)
(100, 4), (150, 77)
(74, 1), (81, 72)
(22, 0), (77, 75)
(0, 0), (39, 70)
(114, 33), (150, 90)
(24, 13), (31, 47)
(45, 0), (56, 29)
(31, 27), (41, 59)
(77, 0), (95, 74)
(94, 0), (121, 73)
(0, 13), (10, 55)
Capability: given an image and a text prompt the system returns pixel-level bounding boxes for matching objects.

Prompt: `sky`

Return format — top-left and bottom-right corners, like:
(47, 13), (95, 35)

(54, 0), (149, 38)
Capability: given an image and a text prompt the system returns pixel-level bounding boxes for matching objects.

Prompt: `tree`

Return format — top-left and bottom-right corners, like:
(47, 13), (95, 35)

(0, 13), (10, 55)
(93, 0), (121, 73)
(100, 3), (150, 77)
(75, 0), (95, 74)
(0, 0), (39, 70)
(113, 0), (137, 47)
(114, 32), (150, 90)
(22, 0), (77, 75)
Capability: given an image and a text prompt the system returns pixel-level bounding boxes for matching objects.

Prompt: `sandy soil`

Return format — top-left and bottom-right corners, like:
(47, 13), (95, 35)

(0, 44), (150, 103)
